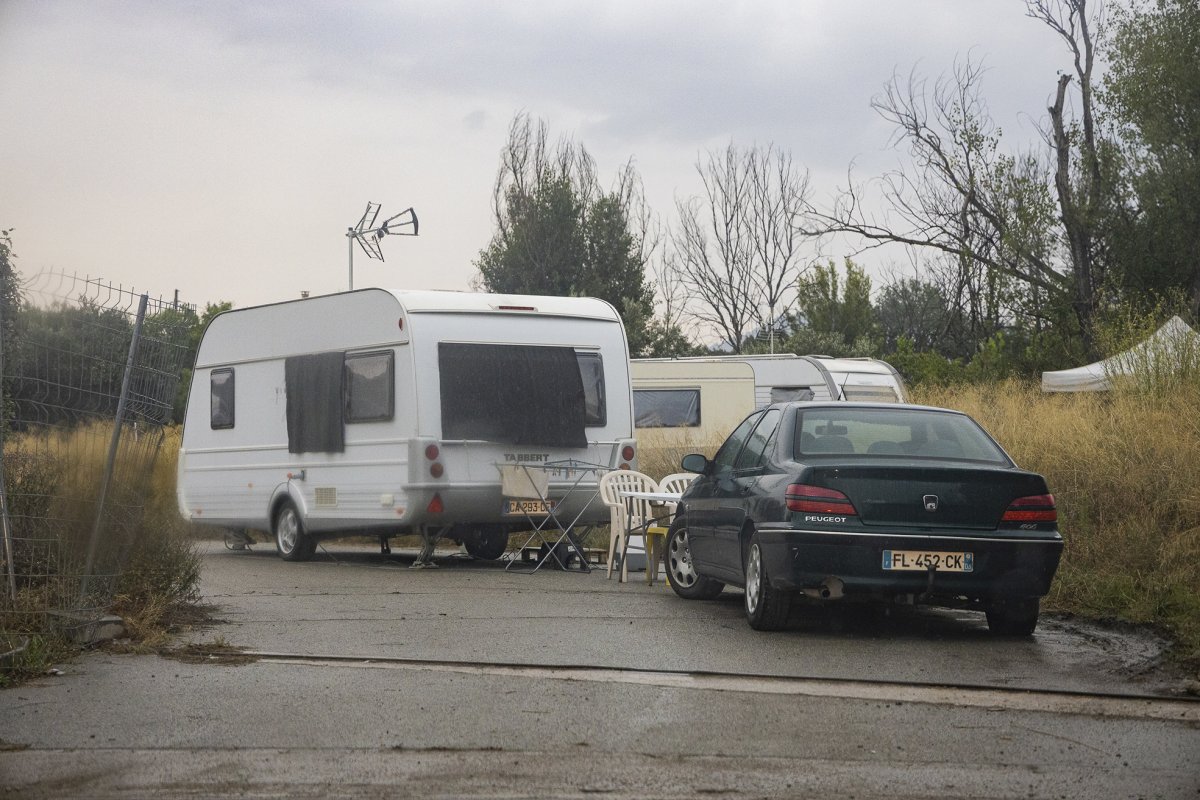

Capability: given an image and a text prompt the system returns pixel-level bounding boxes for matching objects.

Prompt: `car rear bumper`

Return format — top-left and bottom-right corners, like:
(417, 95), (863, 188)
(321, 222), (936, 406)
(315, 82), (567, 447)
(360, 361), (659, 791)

(755, 526), (1063, 601)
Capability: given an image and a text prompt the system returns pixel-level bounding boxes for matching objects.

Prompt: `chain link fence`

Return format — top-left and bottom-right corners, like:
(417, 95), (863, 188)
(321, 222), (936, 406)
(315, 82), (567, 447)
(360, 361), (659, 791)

(1, 270), (195, 649)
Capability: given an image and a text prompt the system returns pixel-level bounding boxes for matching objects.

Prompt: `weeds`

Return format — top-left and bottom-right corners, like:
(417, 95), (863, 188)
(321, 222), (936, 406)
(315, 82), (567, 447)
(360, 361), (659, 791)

(916, 380), (1200, 670)
(1, 425), (204, 681)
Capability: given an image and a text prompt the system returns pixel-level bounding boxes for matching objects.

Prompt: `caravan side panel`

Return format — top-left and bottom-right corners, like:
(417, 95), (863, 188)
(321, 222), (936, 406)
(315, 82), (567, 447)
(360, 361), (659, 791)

(177, 290), (417, 531)
(631, 360), (756, 455)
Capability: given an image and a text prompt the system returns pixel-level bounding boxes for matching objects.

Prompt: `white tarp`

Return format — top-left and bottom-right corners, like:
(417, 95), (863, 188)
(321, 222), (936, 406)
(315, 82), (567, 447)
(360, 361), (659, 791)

(1041, 315), (1200, 392)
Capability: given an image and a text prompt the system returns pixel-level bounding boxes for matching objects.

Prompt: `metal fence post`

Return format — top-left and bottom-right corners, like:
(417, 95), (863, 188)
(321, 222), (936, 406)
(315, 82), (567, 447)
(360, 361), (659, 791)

(79, 293), (148, 602)
(0, 290), (15, 604)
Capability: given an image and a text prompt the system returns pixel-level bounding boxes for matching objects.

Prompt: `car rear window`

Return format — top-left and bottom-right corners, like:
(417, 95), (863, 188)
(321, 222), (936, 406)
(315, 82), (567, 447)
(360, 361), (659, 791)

(794, 407), (1010, 463)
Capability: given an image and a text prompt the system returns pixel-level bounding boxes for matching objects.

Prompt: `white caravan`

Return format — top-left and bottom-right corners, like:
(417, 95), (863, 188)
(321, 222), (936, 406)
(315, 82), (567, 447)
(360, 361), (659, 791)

(177, 289), (636, 563)
(631, 354), (907, 447)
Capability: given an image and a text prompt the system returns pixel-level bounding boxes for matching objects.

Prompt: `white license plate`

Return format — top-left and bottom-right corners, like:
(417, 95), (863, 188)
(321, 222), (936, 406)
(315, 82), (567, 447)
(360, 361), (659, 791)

(883, 550), (973, 572)
(503, 498), (557, 516)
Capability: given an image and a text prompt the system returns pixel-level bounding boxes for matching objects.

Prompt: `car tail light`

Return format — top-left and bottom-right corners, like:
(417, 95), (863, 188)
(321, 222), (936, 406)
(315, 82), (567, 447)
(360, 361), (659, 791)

(786, 484), (857, 515)
(425, 444), (440, 461)
(427, 493), (444, 514)
(1002, 494), (1057, 523)
(621, 445), (635, 462)
(429, 462), (444, 478)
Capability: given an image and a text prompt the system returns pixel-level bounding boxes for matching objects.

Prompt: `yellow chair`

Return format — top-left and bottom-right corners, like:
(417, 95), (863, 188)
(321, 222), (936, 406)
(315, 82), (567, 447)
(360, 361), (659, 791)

(598, 470), (661, 583)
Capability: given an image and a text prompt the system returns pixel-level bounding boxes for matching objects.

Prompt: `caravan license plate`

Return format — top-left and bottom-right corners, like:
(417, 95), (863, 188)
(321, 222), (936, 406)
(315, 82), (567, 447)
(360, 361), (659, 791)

(503, 499), (557, 517)
(883, 550), (973, 572)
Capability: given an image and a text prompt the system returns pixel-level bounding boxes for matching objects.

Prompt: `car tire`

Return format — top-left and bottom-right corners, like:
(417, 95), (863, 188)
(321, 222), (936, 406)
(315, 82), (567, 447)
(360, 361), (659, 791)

(664, 519), (724, 600)
(744, 532), (790, 631)
(274, 500), (316, 562)
(462, 525), (510, 560)
(986, 597), (1040, 636)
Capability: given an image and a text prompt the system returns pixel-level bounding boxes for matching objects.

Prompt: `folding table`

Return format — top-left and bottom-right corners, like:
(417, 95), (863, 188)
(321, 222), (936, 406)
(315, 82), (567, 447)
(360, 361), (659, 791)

(500, 460), (608, 573)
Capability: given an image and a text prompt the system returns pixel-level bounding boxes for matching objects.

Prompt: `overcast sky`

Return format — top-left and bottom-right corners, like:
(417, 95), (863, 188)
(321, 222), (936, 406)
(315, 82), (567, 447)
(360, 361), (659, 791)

(0, 1), (1074, 313)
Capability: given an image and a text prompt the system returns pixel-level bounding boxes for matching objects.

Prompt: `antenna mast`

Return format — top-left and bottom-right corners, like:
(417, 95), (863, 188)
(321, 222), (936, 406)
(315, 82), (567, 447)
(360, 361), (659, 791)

(345, 202), (419, 290)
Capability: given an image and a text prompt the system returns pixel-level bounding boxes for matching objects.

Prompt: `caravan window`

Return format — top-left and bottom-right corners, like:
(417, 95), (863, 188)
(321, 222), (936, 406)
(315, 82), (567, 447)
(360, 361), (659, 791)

(634, 389), (701, 428)
(841, 384), (901, 402)
(576, 352), (607, 427)
(770, 386), (814, 403)
(438, 343), (589, 448)
(210, 369), (234, 429)
(345, 351), (394, 423)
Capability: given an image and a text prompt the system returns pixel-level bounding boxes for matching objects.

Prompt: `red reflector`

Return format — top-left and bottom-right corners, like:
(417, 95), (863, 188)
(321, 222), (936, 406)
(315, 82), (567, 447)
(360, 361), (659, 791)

(621, 445), (635, 462)
(425, 444), (439, 461)
(786, 484), (857, 515)
(427, 493), (444, 513)
(1002, 494), (1057, 523)
(430, 463), (444, 478)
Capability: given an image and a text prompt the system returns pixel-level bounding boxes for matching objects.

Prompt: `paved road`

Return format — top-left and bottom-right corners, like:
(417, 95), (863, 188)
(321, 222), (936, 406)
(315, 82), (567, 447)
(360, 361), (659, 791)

(2, 539), (1197, 799)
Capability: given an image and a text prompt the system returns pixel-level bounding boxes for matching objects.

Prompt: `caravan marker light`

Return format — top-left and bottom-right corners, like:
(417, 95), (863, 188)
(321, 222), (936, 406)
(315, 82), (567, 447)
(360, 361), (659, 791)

(497, 305), (537, 312)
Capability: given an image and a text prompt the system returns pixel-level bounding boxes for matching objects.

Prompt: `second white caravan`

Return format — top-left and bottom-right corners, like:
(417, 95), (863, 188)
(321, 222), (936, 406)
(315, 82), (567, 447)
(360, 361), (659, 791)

(177, 289), (636, 562)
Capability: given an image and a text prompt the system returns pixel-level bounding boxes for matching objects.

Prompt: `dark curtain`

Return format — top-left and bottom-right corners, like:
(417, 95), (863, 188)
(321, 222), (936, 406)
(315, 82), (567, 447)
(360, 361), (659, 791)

(285, 351), (346, 453)
(439, 343), (587, 448)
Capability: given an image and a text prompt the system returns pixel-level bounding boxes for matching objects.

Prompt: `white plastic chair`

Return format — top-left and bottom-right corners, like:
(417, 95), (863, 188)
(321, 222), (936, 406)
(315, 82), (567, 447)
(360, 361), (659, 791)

(598, 470), (661, 582)
(658, 472), (698, 509)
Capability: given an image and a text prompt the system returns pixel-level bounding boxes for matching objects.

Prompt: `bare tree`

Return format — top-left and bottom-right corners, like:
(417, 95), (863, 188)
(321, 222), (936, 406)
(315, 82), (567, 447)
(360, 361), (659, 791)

(810, 0), (1109, 350)
(672, 143), (813, 352)
(1028, 0), (1108, 336)
(813, 59), (1065, 316)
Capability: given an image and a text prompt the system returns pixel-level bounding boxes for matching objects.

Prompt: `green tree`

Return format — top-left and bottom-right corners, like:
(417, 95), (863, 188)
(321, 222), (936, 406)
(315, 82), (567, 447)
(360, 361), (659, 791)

(475, 114), (655, 354)
(1102, 0), (1200, 317)
(0, 229), (18, 344)
(875, 276), (952, 353)
(0, 229), (22, 430)
(794, 259), (877, 348)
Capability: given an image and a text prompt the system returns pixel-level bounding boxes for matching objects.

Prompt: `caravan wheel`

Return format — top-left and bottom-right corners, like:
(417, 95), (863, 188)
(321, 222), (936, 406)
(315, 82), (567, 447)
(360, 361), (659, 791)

(274, 501), (316, 562)
(462, 525), (510, 560)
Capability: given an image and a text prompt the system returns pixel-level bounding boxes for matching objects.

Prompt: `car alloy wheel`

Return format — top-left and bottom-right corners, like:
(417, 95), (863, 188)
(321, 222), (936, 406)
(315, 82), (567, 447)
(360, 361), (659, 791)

(664, 520), (724, 600)
(744, 532), (790, 631)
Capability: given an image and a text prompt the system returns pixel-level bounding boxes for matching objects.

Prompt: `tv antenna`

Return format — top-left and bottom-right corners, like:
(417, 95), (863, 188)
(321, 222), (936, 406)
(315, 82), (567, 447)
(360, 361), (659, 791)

(345, 202), (419, 290)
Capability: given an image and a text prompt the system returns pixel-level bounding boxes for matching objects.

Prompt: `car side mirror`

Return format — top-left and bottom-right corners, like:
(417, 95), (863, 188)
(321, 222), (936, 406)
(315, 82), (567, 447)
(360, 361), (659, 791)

(681, 453), (709, 475)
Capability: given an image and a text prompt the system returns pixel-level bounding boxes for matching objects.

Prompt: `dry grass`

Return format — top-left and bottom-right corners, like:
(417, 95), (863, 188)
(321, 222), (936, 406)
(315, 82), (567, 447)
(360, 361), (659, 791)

(916, 380), (1200, 668)
(1, 424), (203, 682)
(636, 433), (725, 484)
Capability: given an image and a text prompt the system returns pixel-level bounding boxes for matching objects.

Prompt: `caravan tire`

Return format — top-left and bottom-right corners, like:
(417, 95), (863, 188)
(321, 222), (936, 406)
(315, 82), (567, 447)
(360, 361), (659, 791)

(274, 501), (316, 562)
(462, 526), (510, 560)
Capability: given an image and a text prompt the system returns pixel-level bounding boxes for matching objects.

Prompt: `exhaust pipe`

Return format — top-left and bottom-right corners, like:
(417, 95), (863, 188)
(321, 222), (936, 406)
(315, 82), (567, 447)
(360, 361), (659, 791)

(803, 576), (845, 600)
